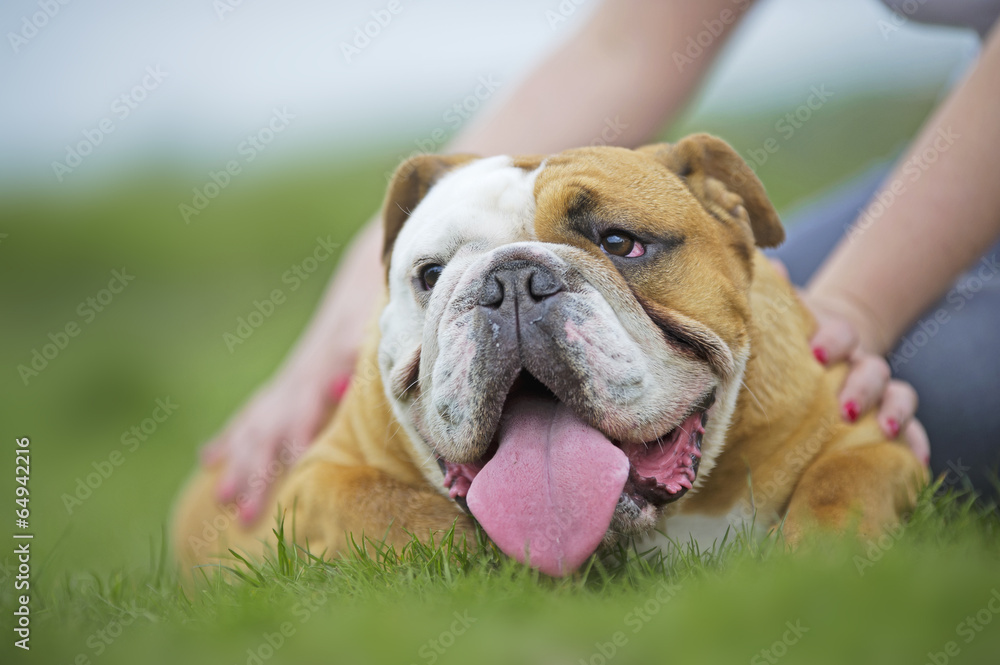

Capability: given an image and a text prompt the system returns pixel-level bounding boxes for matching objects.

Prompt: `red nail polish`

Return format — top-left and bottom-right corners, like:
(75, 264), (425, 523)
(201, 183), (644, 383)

(217, 480), (236, 502)
(812, 346), (827, 365)
(843, 400), (859, 423)
(886, 418), (900, 439)
(239, 503), (258, 524)
(328, 375), (351, 403)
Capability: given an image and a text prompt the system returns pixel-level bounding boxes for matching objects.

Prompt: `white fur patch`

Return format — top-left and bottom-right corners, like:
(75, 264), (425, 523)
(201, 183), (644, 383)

(379, 156), (543, 487)
(387, 156), (542, 287)
(645, 506), (760, 553)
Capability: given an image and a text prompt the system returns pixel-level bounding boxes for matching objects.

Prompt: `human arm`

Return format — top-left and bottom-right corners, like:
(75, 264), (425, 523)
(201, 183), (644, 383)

(450, 0), (749, 155)
(803, 23), (1000, 457)
(808, 23), (1000, 354)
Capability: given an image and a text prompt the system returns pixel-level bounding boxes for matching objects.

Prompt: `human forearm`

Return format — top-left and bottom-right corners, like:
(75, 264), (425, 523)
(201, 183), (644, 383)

(808, 24), (1000, 354)
(280, 218), (383, 382)
(450, 0), (750, 156)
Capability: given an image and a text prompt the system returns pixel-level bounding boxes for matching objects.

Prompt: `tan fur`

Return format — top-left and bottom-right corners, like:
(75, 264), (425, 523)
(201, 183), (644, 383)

(381, 153), (479, 267)
(171, 138), (926, 578)
(678, 253), (927, 540)
(171, 328), (474, 576)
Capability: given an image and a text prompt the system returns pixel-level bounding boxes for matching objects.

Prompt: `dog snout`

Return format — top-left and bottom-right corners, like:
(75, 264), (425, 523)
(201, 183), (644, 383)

(478, 260), (563, 310)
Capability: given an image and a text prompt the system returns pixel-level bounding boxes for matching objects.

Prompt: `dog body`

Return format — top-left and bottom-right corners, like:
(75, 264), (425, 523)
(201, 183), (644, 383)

(172, 136), (926, 577)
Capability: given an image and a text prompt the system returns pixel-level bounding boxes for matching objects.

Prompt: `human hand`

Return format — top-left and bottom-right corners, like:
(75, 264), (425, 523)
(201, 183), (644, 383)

(198, 218), (378, 525)
(770, 259), (930, 466)
(200, 366), (350, 524)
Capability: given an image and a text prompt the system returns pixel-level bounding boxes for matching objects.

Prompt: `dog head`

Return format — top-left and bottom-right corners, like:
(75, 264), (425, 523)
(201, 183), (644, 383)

(377, 135), (782, 576)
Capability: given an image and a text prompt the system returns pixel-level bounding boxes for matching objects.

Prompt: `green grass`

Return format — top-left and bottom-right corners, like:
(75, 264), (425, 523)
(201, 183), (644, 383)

(2, 87), (993, 663)
(7, 487), (1000, 664)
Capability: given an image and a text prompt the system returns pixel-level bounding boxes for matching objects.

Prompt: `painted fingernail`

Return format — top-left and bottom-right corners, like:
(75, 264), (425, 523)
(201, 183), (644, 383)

(812, 346), (828, 365)
(217, 479), (236, 502)
(328, 375), (351, 403)
(886, 418), (900, 439)
(843, 400), (859, 423)
(239, 502), (258, 524)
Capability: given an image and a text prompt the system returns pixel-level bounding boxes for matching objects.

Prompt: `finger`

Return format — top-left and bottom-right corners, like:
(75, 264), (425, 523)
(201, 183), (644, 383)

(875, 380), (919, 439)
(236, 419), (320, 524)
(837, 355), (891, 421)
(215, 426), (269, 504)
(237, 433), (298, 524)
(768, 257), (790, 282)
(809, 316), (858, 366)
(327, 374), (352, 403)
(215, 457), (246, 504)
(902, 419), (931, 468)
(236, 455), (273, 524)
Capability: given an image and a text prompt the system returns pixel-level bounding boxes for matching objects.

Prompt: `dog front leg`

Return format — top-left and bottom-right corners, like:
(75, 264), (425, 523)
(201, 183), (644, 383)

(781, 435), (928, 546)
(275, 460), (475, 559)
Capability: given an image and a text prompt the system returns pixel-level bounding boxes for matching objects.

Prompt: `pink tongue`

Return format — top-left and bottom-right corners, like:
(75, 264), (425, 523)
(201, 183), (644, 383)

(465, 396), (629, 576)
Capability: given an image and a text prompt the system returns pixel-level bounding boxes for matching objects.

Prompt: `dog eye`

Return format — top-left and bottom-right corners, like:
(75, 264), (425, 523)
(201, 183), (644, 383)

(600, 231), (645, 258)
(420, 264), (444, 290)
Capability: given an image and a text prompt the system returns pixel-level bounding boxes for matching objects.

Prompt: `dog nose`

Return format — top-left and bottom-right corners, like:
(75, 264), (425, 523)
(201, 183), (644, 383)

(479, 261), (563, 309)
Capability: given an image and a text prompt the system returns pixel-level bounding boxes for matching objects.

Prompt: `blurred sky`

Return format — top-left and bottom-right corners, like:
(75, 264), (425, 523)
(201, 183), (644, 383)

(0, 0), (982, 189)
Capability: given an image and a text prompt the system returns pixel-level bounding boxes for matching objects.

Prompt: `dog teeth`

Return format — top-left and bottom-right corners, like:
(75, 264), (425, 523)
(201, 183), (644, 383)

(637, 474), (657, 489)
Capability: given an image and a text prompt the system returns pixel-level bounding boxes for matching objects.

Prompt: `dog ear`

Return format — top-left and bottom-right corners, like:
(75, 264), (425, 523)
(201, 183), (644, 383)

(638, 134), (784, 248)
(381, 153), (479, 267)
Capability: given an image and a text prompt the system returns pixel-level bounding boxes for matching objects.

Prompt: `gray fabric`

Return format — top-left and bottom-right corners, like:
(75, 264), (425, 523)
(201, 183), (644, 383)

(766, 164), (1000, 499)
(879, 0), (1000, 37)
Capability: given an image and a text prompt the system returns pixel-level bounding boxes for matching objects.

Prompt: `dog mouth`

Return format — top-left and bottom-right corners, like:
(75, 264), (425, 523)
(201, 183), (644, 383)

(441, 373), (712, 508)
(436, 371), (714, 576)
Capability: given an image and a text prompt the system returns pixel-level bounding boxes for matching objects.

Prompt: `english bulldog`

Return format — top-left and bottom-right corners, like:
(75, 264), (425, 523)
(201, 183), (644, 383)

(172, 135), (927, 577)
